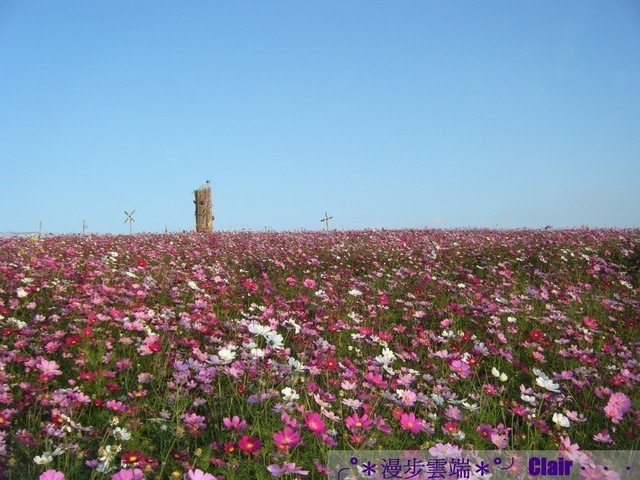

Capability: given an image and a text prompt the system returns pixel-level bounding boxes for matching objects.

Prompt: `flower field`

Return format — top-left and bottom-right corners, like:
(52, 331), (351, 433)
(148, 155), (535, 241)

(0, 229), (638, 479)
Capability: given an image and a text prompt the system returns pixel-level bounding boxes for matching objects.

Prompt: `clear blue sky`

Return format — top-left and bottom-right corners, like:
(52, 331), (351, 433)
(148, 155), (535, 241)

(1, 1), (639, 233)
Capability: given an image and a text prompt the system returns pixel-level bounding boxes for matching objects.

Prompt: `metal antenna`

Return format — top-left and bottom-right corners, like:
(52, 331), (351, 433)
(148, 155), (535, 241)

(124, 210), (136, 234)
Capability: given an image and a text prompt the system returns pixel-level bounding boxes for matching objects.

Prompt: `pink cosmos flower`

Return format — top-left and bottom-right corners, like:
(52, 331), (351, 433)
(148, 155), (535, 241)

(491, 432), (509, 449)
(267, 463), (309, 477)
(187, 469), (216, 480)
(450, 360), (471, 379)
(399, 412), (424, 434)
(242, 278), (258, 292)
(40, 471), (65, 480)
(182, 413), (207, 436)
(428, 442), (462, 458)
(580, 465), (621, 480)
(273, 426), (302, 451)
(0, 409), (12, 428)
(105, 400), (127, 412)
(559, 436), (591, 465)
(593, 429), (614, 444)
(302, 278), (316, 289)
(476, 424), (495, 441)
(444, 405), (462, 421)
(222, 415), (247, 431)
(374, 415), (393, 434)
(37, 359), (63, 378)
(280, 412), (299, 428)
(364, 372), (388, 388)
(345, 413), (373, 431)
(604, 392), (631, 424)
(320, 432), (338, 447)
(396, 389), (417, 407)
(137, 335), (162, 356)
(583, 316), (598, 330)
(304, 412), (326, 435)
(111, 469), (144, 480)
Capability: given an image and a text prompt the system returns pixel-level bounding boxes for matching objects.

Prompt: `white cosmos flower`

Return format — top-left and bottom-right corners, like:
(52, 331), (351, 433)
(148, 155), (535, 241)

(536, 376), (561, 393)
(33, 453), (53, 465)
(491, 367), (508, 382)
(217, 346), (237, 363)
(348, 288), (363, 296)
(521, 394), (537, 404)
(281, 387), (299, 401)
(187, 280), (199, 290)
(461, 400), (479, 412)
(532, 368), (548, 379)
(375, 347), (396, 365)
(250, 348), (266, 358)
(284, 319), (301, 334)
(341, 380), (357, 391)
(288, 357), (306, 372)
(9, 318), (27, 329)
(247, 322), (271, 336)
(113, 426), (132, 441)
(552, 412), (571, 428)
(342, 398), (362, 409)
(16, 287), (28, 298)
(265, 331), (284, 349)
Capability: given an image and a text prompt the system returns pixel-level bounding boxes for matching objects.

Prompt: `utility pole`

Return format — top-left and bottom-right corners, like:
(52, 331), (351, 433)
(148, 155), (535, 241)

(194, 182), (213, 232)
(82, 220), (88, 235)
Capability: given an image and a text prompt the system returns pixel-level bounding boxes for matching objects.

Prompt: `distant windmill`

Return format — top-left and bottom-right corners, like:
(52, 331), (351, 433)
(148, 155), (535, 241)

(124, 210), (136, 234)
(82, 220), (88, 235)
(321, 212), (333, 231)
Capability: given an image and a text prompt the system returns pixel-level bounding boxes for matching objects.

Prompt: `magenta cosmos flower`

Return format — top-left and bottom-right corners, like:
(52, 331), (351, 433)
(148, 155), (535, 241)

(272, 426), (302, 451)
(399, 412), (424, 434)
(238, 435), (262, 454)
(304, 412), (326, 435)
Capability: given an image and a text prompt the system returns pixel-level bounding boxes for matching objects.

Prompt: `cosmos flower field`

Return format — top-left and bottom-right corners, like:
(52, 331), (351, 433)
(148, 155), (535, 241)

(0, 229), (638, 479)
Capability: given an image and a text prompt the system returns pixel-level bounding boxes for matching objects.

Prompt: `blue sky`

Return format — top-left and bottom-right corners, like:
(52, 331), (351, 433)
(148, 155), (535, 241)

(1, 1), (639, 233)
